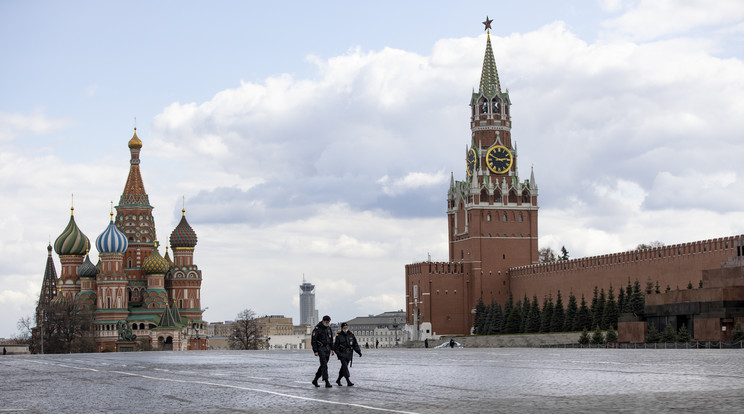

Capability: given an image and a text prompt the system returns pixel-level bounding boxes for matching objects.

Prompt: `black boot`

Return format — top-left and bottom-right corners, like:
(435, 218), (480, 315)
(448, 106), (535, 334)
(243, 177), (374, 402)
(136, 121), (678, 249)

(346, 377), (354, 386)
(312, 375), (320, 387)
(336, 376), (343, 386)
(325, 380), (333, 388)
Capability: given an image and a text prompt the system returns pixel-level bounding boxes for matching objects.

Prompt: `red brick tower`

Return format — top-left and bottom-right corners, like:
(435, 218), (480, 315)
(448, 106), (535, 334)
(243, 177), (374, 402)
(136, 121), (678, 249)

(53, 206), (90, 302)
(449, 26), (538, 307)
(405, 21), (537, 336)
(167, 209), (203, 322)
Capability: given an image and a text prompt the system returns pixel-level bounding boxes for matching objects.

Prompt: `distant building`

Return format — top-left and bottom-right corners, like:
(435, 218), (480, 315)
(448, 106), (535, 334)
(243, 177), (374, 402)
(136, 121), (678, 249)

(299, 278), (318, 326)
(345, 311), (407, 348)
(206, 316), (310, 350)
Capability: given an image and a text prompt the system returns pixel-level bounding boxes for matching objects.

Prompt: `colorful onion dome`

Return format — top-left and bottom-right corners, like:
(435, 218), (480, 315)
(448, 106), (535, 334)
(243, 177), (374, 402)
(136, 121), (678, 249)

(54, 207), (90, 256)
(170, 209), (197, 248)
(96, 214), (128, 254)
(143, 242), (169, 274)
(77, 253), (99, 278)
(128, 128), (142, 149)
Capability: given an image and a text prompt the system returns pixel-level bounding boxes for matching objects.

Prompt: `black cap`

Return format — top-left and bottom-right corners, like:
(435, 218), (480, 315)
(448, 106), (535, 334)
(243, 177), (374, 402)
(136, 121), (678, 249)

(322, 315), (331, 322)
(341, 322), (348, 328)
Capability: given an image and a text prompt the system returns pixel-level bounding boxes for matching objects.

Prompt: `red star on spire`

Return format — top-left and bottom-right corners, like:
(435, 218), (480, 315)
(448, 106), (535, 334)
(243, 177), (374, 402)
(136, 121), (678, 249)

(483, 16), (493, 32)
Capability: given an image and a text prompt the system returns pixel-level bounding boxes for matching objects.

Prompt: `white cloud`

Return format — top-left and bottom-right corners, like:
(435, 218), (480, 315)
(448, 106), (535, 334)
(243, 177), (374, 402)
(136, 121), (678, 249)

(601, 0), (744, 41)
(0, 111), (72, 143)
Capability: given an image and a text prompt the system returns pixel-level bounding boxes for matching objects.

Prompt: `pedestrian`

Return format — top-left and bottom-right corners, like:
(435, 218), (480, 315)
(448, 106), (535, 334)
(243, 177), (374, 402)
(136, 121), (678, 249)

(365, 342), (369, 349)
(2, 347), (6, 355)
(311, 315), (334, 388)
(449, 338), (455, 348)
(333, 322), (362, 386)
(375, 339), (379, 349)
(424, 338), (429, 348)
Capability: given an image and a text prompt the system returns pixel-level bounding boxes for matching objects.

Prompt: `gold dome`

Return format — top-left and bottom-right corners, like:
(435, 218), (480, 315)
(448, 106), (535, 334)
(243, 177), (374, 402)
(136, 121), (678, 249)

(128, 128), (143, 149)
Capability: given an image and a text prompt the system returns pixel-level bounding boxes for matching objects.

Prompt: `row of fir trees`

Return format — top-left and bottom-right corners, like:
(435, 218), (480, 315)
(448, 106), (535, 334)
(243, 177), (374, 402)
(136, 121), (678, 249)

(473, 279), (646, 335)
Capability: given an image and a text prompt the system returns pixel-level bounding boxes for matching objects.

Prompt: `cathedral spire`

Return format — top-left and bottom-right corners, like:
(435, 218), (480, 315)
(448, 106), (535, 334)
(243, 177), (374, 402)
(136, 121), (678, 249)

(479, 30), (502, 99)
(119, 128), (150, 207)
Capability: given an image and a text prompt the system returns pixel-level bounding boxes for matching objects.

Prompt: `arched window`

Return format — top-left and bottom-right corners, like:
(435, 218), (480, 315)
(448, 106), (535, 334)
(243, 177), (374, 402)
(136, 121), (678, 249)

(480, 98), (488, 114)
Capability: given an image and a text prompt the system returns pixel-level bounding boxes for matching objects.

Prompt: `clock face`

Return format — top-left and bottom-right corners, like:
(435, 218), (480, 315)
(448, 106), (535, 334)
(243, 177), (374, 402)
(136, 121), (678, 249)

(466, 148), (478, 176)
(486, 145), (513, 174)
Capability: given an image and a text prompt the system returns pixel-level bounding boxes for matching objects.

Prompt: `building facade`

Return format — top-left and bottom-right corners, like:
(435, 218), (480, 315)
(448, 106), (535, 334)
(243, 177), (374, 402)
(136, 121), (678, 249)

(345, 311), (407, 348)
(405, 26), (741, 339)
(36, 130), (206, 352)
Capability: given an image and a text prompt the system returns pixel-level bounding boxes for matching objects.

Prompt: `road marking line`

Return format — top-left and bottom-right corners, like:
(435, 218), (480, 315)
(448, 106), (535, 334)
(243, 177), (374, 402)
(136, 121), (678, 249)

(110, 370), (420, 414)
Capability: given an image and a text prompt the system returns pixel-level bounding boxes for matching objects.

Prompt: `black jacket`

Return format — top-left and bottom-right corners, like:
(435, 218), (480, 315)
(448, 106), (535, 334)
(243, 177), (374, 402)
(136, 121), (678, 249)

(311, 322), (333, 353)
(334, 330), (362, 360)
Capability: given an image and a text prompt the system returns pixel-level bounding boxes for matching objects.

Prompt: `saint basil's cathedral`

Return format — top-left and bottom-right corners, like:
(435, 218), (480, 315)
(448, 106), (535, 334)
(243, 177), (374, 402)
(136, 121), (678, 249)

(36, 130), (206, 352)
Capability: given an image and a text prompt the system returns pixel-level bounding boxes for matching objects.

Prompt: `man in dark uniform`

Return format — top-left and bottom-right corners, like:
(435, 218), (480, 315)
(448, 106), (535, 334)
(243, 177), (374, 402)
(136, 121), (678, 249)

(311, 315), (334, 388)
(333, 322), (362, 386)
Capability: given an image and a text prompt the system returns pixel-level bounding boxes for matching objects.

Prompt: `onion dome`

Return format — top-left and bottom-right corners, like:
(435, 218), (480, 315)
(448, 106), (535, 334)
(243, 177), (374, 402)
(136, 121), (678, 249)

(54, 207), (90, 256)
(143, 242), (169, 274)
(77, 253), (99, 278)
(128, 128), (142, 149)
(96, 213), (128, 254)
(170, 209), (197, 248)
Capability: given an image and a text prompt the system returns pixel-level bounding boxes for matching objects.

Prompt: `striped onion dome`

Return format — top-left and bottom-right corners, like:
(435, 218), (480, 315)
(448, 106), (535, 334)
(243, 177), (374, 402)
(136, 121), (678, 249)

(54, 208), (90, 256)
(170, 209), (197, 248)
(95, 215), (128, 254)
(143, 243), (169, 274)
(77, 253), (98, 278)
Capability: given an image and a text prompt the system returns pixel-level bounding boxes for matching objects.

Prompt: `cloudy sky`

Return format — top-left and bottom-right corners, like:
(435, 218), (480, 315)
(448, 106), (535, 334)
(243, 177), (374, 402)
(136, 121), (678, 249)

(2, 0), (744, 338)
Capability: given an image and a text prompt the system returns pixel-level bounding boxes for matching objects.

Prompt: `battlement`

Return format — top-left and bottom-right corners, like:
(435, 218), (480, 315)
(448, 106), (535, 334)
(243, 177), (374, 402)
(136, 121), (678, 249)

(510, 235), (739, 278)
(405, 261), (467, 276)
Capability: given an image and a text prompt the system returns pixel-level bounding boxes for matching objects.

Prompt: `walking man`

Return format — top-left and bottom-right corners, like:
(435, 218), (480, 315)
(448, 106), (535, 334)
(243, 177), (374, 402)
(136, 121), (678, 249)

(334, 322), (362, 386)
(311, 315), (334, 388)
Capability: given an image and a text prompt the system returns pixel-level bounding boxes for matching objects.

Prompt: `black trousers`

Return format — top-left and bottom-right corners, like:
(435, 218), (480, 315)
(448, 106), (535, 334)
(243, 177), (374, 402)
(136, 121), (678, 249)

(314, 349), (331, 381)
(337, 357), (351, 379)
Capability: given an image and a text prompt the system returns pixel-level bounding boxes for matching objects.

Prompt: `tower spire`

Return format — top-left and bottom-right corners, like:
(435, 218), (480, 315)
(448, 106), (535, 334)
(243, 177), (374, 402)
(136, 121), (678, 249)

(479, 31), (502, 98)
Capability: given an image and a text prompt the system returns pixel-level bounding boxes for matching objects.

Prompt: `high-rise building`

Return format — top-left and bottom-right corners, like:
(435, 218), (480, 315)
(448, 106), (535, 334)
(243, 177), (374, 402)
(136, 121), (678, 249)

(299, 277), (317, 326)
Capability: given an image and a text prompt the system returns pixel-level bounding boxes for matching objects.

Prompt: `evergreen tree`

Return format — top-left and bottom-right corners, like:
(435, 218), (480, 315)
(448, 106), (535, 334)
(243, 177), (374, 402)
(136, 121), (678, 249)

(655, 281), (661, 294)
(631, 280), (645, 314)
(473, 298), (486, 334)
(590, 286), (600, 328)
(646, 323), (661, 343)
(505, 299), (522, 334)
(564, 292), (578, 332)
(501, 294), (514, 333)
(527, 295), (541, 333)
(687, 281), (693, 289)
(520, 294), (530, 333)
(591, 325), (605, 345)
(602, 285), (619, 331)
(550, 291), (565, 332)
(488, 302), (503, 334)
(731, 323), (744, 343)
(596, 288), (607, 329)
(605, 326), (618, 343)
(660, 323), (678, 343)
(560, 246), (569, 261)
(625, 278), (633, 313)
(578, 328), (590, 345)
(677, 325), (690, 343)
(540, 295), (554, 333)
(576, 294), (592, 331)
(645, 278), (654, 295)
(617, 286), (626, 315)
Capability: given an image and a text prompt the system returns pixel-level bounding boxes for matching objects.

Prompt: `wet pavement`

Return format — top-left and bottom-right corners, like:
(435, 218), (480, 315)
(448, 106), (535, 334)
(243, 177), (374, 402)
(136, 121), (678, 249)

(2, 347), (744, 413)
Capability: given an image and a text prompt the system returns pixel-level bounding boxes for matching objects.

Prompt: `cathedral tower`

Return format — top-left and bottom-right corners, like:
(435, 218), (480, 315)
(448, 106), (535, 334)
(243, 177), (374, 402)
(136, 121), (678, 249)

(115, 128), (157, 298)
(54, 206), (90, 301)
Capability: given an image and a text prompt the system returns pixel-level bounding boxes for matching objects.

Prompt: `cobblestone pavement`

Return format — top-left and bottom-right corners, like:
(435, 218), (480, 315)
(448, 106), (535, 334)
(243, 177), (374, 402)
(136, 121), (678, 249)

(2, 348), (744, 413)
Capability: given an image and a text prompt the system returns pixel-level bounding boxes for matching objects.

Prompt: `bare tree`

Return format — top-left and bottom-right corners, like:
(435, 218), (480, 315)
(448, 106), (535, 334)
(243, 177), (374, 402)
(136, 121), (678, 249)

(229, 308), (261, 350)
(539, 247), (557, 263)
(38, 298), (95, 354)
(10, 316), (33, 344)
(636, 241), (665, 250)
